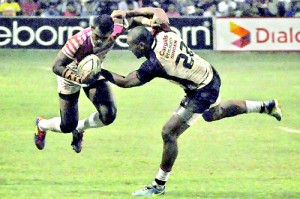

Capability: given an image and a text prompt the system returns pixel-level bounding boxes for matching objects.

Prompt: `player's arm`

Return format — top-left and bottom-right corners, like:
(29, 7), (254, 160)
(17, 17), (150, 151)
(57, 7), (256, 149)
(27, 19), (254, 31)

(112, 7), (168, 21)
(100, 69), (143, 88)
(52, 50), (73, 77)
(52, 50), (96, 84)
(111, 7), (169, 28)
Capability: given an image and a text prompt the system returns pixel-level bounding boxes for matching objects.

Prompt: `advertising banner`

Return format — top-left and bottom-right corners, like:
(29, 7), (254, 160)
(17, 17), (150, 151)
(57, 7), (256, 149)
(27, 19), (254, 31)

(0, 17), (213, 50)
(0, 17), (89, 49)
(216, 18), (300, 51)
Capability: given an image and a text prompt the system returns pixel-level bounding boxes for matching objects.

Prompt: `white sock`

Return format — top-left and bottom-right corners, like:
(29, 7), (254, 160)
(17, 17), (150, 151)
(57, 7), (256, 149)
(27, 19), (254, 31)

(76, 112), (105, 132)
(245, 101), (263, 113)
(152, 168), (170, 187)
(38, 117), (62, 132)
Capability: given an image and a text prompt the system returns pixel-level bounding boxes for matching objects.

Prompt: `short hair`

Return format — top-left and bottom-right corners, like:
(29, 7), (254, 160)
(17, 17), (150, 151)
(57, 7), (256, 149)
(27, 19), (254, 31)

(128, 26), (154, 45)
(92, 14), (114, 35)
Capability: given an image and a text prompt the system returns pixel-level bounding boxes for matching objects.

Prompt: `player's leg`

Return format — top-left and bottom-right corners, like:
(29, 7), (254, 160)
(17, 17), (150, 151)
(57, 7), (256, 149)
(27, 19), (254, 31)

(34, 75), (81, 150)
(202, 99), (282, 122)
(133, 68), (221, 196)
(34, 92), (80, 149)
(132, 111), (190, 196)
(202, 67), (281, 122)
(132, 94), (211, 196)
(76, 79), (117, 132)
(37, 92), (80, 133)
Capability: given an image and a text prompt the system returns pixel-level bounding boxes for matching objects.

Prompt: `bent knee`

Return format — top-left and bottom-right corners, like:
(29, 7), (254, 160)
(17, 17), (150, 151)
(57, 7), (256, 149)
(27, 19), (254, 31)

(202, 106), (223, 122)
(202, 110), (214, 122)
(60, 123), (77, 133)
(99, 108), (117, 125)
(161, 126), (177, 143)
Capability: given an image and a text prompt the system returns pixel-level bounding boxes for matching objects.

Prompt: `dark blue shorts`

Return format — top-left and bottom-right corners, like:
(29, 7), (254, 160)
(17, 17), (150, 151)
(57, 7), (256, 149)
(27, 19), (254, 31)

(180, 67), (221, 114)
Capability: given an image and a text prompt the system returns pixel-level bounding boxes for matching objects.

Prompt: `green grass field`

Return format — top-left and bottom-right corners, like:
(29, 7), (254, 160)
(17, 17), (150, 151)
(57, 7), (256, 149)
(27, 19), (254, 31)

(0, 49), (299, 199)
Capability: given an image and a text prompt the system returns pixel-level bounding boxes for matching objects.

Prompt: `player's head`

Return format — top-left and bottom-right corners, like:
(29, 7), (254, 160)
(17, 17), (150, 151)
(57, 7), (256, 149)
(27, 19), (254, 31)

(127, 26), (154, 59)
(91, 15), (114, 46)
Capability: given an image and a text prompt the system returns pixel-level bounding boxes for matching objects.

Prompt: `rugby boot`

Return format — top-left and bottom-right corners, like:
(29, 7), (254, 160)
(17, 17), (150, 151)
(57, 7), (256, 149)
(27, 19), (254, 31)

(264, 99), (282, 121)
(34, 117), (47, 150)
(132, 184), (165, 197)
(71, 130), (84, 153)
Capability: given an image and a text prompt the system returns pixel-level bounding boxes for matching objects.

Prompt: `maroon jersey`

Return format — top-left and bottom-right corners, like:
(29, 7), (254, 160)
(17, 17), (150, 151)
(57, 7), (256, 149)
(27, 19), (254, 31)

(62, 27), (94, 63)
(62, 26), (125, 63)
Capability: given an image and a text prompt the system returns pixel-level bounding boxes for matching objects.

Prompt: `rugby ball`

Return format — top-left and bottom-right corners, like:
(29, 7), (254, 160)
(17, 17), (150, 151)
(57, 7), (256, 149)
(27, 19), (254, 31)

(77, 54), (101, 76)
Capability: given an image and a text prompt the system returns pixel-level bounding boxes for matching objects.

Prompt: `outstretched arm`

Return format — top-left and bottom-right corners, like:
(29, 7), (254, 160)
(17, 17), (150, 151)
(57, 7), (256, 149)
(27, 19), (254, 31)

(100, 69), (144, 88)
(111, 7), (169, 28)
(126, 7), (169, 22)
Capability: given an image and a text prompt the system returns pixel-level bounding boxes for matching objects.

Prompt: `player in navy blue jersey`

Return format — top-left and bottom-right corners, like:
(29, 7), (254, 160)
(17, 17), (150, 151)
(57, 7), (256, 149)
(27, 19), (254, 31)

(103, 7), (282, 196)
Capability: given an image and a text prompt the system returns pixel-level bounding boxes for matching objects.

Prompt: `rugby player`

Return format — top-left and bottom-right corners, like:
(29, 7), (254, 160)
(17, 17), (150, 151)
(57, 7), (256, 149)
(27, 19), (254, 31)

(34, 14), (125, 153)
(101, 8), (283, 196)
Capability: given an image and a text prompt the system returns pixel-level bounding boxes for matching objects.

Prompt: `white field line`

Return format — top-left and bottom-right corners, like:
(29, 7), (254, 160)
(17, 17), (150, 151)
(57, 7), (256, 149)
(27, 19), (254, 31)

(277, 127), (300, 134)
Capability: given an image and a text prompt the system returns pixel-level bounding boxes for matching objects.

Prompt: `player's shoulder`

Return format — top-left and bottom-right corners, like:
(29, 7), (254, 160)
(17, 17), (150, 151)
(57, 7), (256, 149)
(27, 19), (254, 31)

(153, 27), (177, 40)
(62, 27), (92, 58)
(67, 27), (92, 43)
(151, 20), (172, 36)
(154, 31), (179, 50)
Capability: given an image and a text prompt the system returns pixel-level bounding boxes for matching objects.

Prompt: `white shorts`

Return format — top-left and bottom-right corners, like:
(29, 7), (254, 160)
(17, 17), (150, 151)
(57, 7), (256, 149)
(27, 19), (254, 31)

(57, 76), (82, 95)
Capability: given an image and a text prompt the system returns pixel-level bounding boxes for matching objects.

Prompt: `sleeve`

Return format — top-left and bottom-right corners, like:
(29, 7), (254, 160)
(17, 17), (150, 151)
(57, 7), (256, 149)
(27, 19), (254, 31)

(136, 60), (158, 83)
(62, 38), (79, 59)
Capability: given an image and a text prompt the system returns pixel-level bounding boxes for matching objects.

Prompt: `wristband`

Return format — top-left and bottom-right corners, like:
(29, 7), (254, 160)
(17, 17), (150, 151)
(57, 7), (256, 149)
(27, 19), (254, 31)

(111, 25), (125, 39)
(62, 68), (82, 84)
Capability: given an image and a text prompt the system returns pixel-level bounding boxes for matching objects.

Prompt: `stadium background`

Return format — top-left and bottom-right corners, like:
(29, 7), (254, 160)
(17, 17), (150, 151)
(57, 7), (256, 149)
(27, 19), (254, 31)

(1, 0), (300, 198)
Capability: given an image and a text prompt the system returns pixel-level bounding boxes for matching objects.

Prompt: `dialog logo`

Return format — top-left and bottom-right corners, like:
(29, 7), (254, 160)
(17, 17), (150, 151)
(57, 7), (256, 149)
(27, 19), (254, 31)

(230, 21), (250, 48)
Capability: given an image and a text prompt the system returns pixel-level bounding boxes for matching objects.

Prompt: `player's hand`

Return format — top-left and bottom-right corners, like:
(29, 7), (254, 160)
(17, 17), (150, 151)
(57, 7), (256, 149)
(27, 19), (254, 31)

(80, 70), (98, 85)
(150, 18), (165, 27)
(111, 10), (126, 19)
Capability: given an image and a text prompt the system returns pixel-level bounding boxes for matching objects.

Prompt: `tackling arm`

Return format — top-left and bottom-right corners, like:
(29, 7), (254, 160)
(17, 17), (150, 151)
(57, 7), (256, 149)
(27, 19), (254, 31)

(111, 7), (169, 28)
(127, 7), (169, 23)
(100, 69), (143, 88)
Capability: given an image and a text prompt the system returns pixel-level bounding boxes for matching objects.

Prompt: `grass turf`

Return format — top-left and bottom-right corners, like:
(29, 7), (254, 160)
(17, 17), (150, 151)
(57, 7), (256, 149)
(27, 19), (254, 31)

(0, 49), (299, 198)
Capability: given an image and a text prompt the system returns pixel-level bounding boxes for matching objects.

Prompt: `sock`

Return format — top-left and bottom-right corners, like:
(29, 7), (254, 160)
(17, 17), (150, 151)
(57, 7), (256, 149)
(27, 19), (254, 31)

(76, 112), (105, 132)
(38, 117), (62, 132)
(152, 167), (170, 188)
(245, 101), (264, 113)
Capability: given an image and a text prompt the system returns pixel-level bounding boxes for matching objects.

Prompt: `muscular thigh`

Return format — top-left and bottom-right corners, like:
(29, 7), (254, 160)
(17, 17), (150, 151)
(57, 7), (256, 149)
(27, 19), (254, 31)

(59, 92), (80, 130)
(83, 79), (116, 112)
(181, 68), (221, 114)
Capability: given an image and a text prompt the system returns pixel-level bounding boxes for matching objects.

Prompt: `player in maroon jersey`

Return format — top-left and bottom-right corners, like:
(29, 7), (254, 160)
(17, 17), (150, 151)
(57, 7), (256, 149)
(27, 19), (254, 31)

(34, 14), (125, 153)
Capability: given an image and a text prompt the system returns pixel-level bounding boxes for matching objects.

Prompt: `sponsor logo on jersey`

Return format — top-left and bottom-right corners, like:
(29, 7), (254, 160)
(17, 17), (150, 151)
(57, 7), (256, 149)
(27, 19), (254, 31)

(159, 34), (178, 59)
(159, 35), (168, 56)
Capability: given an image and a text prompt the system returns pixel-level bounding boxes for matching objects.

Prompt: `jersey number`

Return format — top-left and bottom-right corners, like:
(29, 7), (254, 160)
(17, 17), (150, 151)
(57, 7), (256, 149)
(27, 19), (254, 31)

(175, 41), (194, 69)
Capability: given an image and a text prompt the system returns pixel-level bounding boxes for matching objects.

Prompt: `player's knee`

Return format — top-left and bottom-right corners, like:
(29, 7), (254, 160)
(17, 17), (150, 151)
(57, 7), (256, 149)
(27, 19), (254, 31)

(60, 123), (77, 133)
(161, 126), (176, 143)
(99, 107), (117, 125)
(202, 106), (223, 122)
(202, 110), (214, 122)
